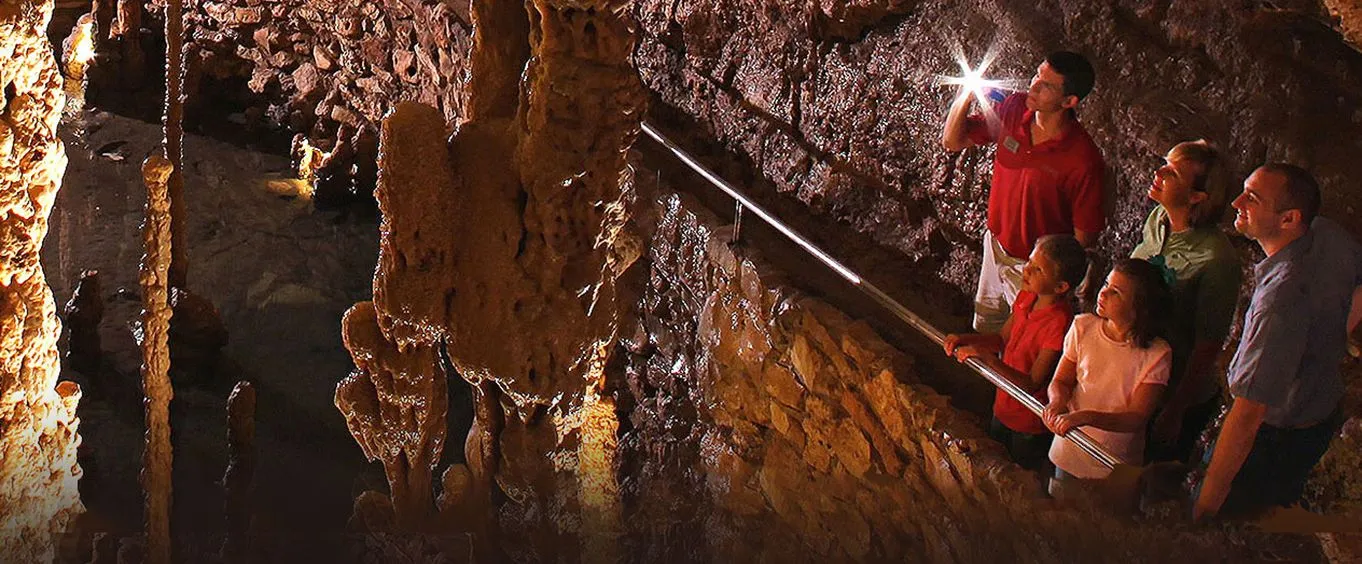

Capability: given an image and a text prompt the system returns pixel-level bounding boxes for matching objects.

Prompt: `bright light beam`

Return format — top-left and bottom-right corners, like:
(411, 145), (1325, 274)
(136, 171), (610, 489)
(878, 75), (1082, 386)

(935, 45), (1027, 127)
(937, 53), (1007, 107)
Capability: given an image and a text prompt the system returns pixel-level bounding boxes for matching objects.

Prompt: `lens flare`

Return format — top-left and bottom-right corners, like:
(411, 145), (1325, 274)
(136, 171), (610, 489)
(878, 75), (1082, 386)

(935, 44), (1027, 122)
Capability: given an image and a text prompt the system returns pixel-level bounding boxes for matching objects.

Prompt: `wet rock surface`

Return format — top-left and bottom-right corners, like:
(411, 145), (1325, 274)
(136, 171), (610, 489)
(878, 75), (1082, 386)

(337, 1), (647, 559)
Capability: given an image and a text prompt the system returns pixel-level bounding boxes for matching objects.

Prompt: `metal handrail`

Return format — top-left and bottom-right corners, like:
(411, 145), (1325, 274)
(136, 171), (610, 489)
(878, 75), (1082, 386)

(640, 121), (1122, 471)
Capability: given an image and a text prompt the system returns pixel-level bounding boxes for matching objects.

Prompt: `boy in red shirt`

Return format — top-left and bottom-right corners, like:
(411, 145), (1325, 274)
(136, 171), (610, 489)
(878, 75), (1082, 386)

(944, 235), (1088, 470)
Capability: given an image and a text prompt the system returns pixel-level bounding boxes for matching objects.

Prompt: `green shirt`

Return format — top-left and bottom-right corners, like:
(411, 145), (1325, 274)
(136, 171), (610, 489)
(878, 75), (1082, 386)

(1130, 206), (1242, 390)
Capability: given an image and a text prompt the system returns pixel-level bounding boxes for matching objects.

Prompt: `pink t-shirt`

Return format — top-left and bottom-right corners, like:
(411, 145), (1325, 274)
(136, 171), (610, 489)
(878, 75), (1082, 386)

(1049, 314), (1172, 478)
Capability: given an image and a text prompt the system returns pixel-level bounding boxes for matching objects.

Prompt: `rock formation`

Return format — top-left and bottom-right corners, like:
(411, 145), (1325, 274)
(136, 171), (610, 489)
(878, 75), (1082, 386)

(222, 380), (256, 563)
(1327, 0), (1362, 47)
(62, 269), (102, 377)
(137, 153), (175, 564)
(0, 0), (85, 560)
(336, 0), (646, 557)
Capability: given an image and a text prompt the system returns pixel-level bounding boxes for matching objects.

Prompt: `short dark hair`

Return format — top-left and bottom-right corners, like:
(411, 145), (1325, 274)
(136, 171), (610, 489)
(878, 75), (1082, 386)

(1258, 163), (1321, 226)
(1035, 234), (1087, 294)
(1045, 51), (1096, 101)
(1111, 258), (1173, 349)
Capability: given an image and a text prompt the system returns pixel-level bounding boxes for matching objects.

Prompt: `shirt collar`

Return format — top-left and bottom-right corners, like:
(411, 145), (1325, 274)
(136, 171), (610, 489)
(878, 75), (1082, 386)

(1017, 109), (1077, 148)
(1255, 228), (1315, 278)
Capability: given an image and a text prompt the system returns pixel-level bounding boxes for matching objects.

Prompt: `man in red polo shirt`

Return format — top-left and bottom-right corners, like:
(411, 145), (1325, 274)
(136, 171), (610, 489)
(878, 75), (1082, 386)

(942, 51), (1106, 333)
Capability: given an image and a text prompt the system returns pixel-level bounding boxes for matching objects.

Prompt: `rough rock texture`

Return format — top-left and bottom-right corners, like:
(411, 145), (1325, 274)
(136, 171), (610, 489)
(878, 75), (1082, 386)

(1327, 0), (1362, 47)
(337, 300), (449, 529)
(615, 187), (1318, 560)
(175, 0), (475, 204)
(62, 269), (102, 376)
(0, 0), (85, 560)
(336, 0), (646, 558)
(137, 153), (175, 564)
(221, 380), (256, 563)
(633, 0), (1362, 298)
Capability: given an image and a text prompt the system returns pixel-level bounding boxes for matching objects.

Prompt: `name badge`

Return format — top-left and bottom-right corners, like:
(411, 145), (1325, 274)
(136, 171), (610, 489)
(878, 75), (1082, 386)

(1003, 136), (1021, 153)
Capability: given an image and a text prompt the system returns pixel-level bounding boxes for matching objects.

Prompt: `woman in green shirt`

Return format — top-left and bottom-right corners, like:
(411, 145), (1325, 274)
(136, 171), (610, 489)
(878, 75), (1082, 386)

(1130, 140), (1243, 464)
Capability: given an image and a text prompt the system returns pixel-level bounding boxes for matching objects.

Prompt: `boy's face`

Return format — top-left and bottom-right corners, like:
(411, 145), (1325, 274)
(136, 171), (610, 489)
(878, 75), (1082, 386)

(1021, 247), (1066, 296)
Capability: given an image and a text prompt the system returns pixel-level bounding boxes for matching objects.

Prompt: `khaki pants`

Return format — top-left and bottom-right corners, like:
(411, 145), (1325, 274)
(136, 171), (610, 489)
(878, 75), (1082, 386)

(973, 230), (1025, 333)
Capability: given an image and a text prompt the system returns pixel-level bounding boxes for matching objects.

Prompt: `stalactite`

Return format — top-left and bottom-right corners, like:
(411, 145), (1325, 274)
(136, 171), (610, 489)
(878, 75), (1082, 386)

(112, 0), (144, 85)
(163, 0), (188, 288)
(0, 0), (85, 559)
(465, 0), (532, 121)
(336, 301), (449, 530)
(138, 154), (175, 564)
(221, 380), (256, 563)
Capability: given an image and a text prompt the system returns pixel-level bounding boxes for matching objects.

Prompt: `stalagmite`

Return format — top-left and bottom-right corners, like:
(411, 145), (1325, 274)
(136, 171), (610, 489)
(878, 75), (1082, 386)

(63, 269), (103, 377)
(332, 0), (644, 555)
(0, 0), (85, 560)
(222, 381), (256, 563)
(138, 154), (175, 564)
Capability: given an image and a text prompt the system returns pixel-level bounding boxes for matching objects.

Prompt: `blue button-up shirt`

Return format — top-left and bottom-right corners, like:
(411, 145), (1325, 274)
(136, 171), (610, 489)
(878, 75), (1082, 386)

(1228, 217), (1362, 428)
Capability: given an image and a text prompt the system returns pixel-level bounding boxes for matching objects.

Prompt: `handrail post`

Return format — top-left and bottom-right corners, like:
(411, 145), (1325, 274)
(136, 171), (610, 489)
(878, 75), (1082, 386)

(733, 200), (744, 244)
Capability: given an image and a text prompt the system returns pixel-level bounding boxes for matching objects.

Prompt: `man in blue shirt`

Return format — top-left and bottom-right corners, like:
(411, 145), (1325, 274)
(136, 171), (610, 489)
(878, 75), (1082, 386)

(1194, 163), (1362, 519)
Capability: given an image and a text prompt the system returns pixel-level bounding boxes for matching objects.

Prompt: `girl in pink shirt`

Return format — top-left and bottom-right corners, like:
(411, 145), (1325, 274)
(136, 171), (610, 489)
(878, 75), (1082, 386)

(1043, 258), (1173, 479)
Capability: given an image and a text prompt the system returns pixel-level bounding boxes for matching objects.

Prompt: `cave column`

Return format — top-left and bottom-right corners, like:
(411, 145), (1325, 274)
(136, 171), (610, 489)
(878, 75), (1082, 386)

(0, 0), (85, 561)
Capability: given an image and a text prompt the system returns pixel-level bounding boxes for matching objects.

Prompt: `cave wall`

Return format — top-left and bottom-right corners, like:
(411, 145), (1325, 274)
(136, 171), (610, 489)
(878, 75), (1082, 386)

(173, 0), (474, 190)
(617, 187), (1304, 560)
(632, 0), (1362, 296)
(0, 0), (84, 560)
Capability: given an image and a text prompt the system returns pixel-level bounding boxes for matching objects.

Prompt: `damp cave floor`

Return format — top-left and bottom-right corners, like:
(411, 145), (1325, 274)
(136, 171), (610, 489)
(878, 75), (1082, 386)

(42, 109), (473, 558)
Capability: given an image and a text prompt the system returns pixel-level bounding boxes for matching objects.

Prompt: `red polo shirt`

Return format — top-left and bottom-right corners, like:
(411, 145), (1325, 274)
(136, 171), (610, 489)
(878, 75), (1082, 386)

(965, 93), (1105, 259)
(995, 291), (1073, 434)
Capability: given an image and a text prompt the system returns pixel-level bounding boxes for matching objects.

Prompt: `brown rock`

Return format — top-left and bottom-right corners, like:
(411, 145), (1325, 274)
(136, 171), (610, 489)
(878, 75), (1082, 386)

(839, 390), (903, 476)
(762, 361), (804, 407)
(336, 301), (449, 529)
(62, 269), (103, 377)
(291, 62), (319, 97)
(830, 419), (872, 478)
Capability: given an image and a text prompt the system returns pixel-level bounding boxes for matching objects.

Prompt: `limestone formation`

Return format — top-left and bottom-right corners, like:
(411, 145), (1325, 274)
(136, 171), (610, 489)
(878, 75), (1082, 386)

(0, 0), (85, 560)
(63, 269), (103, 377)
(1326, 0), (1362, 48)
(222, 380), (256, 563)
(336, 301), (448, 529)
(330, 0), (645, 555)
(164, 0), (188, 288)
(138, 153), (175, 564)
(177, 0), (475, 205)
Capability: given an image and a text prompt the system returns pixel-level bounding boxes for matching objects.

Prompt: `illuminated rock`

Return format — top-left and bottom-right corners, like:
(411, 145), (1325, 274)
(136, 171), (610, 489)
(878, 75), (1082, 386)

(137, 153), (175, 564)
(0, 0), (83, 559)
